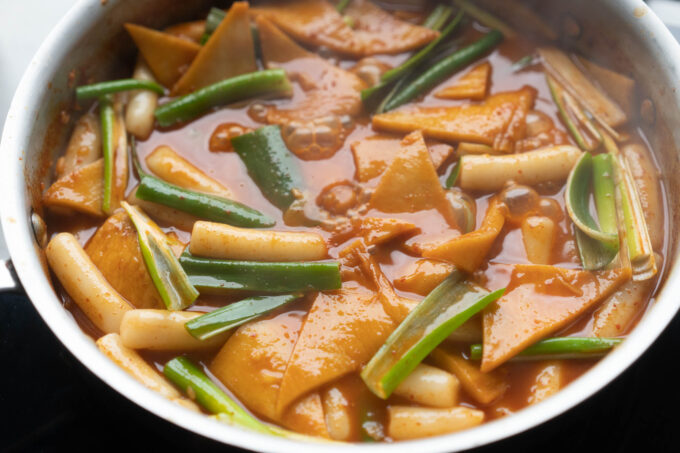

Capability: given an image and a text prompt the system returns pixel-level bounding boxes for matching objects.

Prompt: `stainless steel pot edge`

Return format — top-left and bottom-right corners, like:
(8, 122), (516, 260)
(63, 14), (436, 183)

(1, 1), (679, 452)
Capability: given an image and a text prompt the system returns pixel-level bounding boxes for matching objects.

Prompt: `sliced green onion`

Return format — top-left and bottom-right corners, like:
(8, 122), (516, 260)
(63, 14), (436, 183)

(452, 0), (516, 38)
(100, 96), (115, 214)
(200, 7), (226, 44)
(363, 10), (464, 102)
(361, 271), (505, 399)
(76, 79), (164, 100)
(154, 69), (292, 127)
(382, 30), (503, 112)
(469, 337), (622, 361)
(122, 202), (199, 311)
(131, 140), (274, 228)
(336, 0), (352, 13)
(231, 125), (304, 211)
(547, 75), (602, 151)
(164, 357), (272, 434)
(511, 54), (536, 72)
(445, 159), (461, 189)
(565, 152), (620, 270)
(179, 252), (342, 295)
(185, 293), (302, 340)
(592, 153), (618, 238)
(602, 132), (657, 280)
(422, 4), (455, 31)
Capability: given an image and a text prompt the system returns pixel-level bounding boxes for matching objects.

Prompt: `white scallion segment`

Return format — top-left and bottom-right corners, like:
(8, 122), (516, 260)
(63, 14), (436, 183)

(125, 57), (159, 140)
(458, 145), (582, 192)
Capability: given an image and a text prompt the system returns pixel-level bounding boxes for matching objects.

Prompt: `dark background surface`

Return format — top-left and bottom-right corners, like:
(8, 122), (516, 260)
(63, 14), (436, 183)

(0, 290), (678, 453)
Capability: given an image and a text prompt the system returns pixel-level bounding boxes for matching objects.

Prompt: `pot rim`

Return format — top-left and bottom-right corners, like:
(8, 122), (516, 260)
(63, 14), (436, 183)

(2, 1), (680, 451)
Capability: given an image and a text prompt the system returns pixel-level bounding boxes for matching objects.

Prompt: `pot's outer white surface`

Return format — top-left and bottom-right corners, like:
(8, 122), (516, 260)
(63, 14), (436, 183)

(1, 1), (680, 452)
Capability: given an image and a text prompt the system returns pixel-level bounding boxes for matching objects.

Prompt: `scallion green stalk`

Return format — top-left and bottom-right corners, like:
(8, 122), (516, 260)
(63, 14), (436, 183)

(185, 293), (302, 340)
(179, 252), (342, 295)
(154, 69), (292, 127)
(131, 140), (275, 228)
(469, 337), (622, 360)
(76, 79), (164, 100)
(122, 202), (199, 311)
(100, 96), (115, 214)
(361, 271), (504, 399)
(164, 357), (272, 434)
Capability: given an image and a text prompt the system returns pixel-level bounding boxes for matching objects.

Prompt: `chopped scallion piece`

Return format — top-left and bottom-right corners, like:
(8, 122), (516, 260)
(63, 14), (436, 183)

(154, 69), (292, 127)
(547, 75), (602, 151)
(361, 271), (505, 399)
(469, 337), (622, 360)
(565, 152), (619, 270)
(185, 293), (302, 340)
(122, 202), (199, 311)
(452, 0), (517, 38)
(76, 79), (164, 100)
(100, 96), (115, 214)
(179, 252), (342, 295)
(200, 7), (226, 44)
(164, 357), (273, 434)
(231, 125), (305, 211)
(131, 139), (275, 228)
(381, 30), (503, 112)
(601, 132), (657, 280)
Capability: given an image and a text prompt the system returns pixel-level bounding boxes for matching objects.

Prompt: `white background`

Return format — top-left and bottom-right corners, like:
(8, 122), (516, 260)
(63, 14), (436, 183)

(0, 0), (78, 130)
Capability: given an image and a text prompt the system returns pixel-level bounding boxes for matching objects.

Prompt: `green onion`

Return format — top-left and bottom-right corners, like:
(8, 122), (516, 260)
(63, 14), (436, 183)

(422, 4), (455, 31)
(382, 30), (503, 112)
(185, 293), (302, 340)
(200, 7), (226, 44)
(547, 75), (602, 151)
(511, 54), (536, 72)
(179, 252), (342, 295)
(336, 0), (352, 13)
(231, 125), (305, 211)
(76, 79), (164, 100)
(164, 357), (272, 434)
(445, 159), (460, 188)
(592, 153), (618, 238)
(100, 96), (115, 214)
(154, 69), (292, 127)
(131, 140), (274, 228)
(122, 202), (198, 310)
(565, 152), (619, 270)
(601, 132), (657, 280)
(452, 0), (517, 39)
(361, 271), (505, 399)
(469, 337), (622, 361)
(362, 9), (464, 102)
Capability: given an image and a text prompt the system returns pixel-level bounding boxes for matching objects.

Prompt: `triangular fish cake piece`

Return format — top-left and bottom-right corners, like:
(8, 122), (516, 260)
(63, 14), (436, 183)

(276, 289), (394, 415)
(172, 2), (257, 95)
(351, 134), (452, 182)
(419, 199), (506, 273)
(85, 211), (164, 309)
(43, 158), (104, 217)
(124, 23), (200, 88)
(481, 264), (631, 372)
(372, 86), (537, 153)
(435, 62), (491, 100)
(370, 131), (456, 226)
(210, 310), (330, 438)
